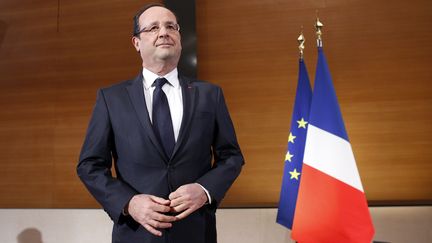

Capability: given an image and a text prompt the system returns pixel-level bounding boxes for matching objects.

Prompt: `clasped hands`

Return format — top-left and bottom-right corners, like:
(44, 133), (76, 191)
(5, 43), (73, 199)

(127, 183), (208, 237)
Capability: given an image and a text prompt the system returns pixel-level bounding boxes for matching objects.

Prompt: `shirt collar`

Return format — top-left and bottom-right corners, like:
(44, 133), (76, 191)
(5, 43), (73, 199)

(142, 68), (179, 90)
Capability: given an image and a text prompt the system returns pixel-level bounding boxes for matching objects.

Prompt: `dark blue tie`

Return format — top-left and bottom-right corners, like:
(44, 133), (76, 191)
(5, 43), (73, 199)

(152, 77), (175, 158)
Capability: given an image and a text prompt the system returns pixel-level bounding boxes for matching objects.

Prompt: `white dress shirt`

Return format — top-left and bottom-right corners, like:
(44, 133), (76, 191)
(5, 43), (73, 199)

(141, 68), (211, 204)
(142, 68), (183, 141)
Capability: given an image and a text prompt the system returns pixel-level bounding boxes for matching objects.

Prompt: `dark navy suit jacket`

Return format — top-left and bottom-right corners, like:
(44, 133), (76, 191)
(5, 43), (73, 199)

(77, 73), (244, 243)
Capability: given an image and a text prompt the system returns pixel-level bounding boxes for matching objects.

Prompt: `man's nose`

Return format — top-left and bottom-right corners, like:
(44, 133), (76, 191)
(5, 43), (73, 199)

(158, 26), (169, 37)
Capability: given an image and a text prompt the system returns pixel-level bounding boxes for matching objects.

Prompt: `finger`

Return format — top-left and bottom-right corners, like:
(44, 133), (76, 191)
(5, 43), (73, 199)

(150, 203), (172, 213)
(143, 223), (162, 237)
(150, 195), (171, 205)
(152, 212), (177, 222)
(171, 203), (188, 213)
(168, 190), (181, 201)
(148, 219), (173, 229)
(169, 196), (184, 207)
(175, 207), (194, 220)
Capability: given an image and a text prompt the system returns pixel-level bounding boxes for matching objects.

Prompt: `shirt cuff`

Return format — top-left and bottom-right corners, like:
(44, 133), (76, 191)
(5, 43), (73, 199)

(197, 183), (212, 204)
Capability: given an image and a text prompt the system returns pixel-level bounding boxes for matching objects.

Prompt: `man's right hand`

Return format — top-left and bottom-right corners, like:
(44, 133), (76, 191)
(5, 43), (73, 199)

(127, 194), (177, 237)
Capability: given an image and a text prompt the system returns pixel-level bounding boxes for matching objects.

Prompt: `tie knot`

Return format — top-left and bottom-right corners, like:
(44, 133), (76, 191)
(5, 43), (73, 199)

(153, 77), (169, 88)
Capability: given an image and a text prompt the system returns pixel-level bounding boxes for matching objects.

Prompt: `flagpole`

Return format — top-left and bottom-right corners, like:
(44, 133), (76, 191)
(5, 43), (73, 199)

(298, 27), (305, 60)
(315, 14), (324, 48)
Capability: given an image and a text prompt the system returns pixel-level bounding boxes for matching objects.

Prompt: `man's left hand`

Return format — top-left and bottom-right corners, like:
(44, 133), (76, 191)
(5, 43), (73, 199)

(168, 183), (208, 220)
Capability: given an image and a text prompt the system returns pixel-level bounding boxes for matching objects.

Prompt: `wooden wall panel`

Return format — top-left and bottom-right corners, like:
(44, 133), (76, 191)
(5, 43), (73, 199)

(196, 0), (432, 206)
(0, 0), (58, 207)
(0, 0), (159, 208)
(0, 0), (431, 208)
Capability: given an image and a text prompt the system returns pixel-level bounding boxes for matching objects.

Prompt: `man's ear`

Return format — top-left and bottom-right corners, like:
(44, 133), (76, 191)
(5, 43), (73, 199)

(131, 36), (140, 52)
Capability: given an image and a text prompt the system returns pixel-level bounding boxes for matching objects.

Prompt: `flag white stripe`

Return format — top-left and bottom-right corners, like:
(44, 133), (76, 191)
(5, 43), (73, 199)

(303, 125), (364, 192)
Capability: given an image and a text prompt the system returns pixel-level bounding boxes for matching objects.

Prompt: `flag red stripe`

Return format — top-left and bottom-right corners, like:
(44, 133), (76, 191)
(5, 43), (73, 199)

(292, 164), (374, 243)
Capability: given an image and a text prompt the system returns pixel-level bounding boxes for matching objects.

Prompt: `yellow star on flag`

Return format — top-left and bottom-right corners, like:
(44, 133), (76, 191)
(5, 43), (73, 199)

(289, 168), (301, 180)
(297, 118), (308, 129)
(288, 132), (296, 143)
(285, 151), (293, 162)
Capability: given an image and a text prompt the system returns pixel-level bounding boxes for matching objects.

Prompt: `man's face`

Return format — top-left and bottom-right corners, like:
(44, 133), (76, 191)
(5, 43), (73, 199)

(132, 7), (182, 66)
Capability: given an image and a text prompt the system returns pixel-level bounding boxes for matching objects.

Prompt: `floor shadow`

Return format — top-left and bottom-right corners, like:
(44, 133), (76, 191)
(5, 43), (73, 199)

(17, 228), (44, 243)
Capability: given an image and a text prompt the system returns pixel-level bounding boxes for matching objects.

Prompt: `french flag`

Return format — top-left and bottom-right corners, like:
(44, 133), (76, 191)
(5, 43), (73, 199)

(291, 47), (375, 243)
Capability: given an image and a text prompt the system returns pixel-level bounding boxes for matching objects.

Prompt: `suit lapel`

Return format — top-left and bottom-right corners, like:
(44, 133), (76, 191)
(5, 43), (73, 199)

(172, 75), (196, 159)
(126, 73), (167, 161)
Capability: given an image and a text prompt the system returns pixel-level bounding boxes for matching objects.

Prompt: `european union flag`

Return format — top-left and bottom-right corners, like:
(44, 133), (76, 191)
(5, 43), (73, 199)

(276, 58), (312, 229)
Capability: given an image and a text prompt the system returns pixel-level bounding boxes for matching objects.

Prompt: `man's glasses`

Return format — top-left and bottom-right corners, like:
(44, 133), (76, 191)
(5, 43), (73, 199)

(136, 23), (180, 35)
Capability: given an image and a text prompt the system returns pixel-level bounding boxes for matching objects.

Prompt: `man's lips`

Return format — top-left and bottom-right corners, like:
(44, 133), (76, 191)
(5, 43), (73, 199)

(156, 43), (174, 47)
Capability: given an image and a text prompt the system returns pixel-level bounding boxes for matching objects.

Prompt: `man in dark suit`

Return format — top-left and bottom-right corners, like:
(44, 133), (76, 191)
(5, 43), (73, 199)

(77, 3), (244, 243)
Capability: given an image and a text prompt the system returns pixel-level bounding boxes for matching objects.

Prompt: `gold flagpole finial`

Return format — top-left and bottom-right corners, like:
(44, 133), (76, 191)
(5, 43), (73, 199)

(298, 26), (305, 60)
(315, 11), (324, 47)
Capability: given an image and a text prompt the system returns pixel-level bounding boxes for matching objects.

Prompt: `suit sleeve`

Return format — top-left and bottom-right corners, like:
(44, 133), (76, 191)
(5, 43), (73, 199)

(196, 87), (244, 206)
(77, 89), (137, 223)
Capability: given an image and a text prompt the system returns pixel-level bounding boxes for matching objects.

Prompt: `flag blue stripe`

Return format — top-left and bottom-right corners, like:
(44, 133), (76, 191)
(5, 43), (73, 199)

(277, 59), (312, 229)
(308, 48), (349, 141)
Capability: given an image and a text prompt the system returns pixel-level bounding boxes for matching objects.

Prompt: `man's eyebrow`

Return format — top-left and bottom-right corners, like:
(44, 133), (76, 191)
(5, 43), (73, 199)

(143, 20), (160, 26)
(142, 20), (177, 26)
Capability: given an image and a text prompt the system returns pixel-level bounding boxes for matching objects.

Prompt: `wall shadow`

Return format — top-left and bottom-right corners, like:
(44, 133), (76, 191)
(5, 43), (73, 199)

(17, 228), (44, 243)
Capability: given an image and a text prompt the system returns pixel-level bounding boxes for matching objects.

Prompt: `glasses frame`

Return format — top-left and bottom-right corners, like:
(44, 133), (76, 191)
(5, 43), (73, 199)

(136, 23), (180, 35)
